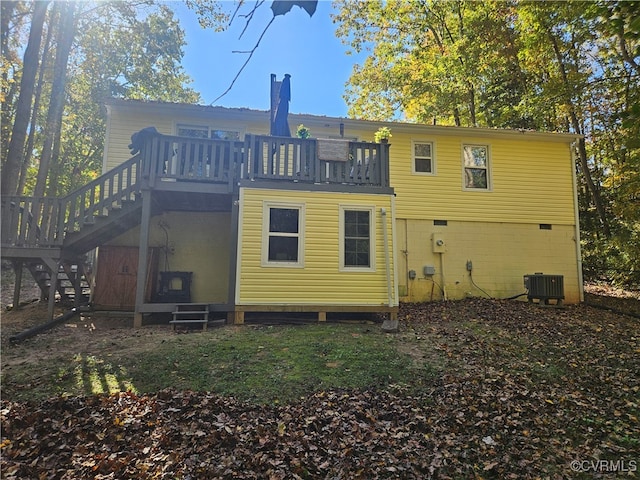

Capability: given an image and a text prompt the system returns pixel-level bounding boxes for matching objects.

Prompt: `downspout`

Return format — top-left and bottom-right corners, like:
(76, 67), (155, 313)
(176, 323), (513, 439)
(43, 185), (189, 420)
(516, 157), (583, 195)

(404, 218), (410, 299)
(381, 207), (398, 333)
(381, 208), (393, 308)
(391, 196), (399, 306)
(571, 143), (585, 302)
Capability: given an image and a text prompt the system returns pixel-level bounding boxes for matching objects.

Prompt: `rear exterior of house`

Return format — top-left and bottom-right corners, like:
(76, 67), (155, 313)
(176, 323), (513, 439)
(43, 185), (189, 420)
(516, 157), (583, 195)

(102, 99), (582, 316)
(101, 99), (398, 325)
(1, 97), (581, 324)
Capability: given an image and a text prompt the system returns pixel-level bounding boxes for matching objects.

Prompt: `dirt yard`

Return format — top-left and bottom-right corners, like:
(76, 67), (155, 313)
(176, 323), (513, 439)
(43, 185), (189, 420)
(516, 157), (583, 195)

(1, 259), (639, 369)
(1, 258), (639, 479)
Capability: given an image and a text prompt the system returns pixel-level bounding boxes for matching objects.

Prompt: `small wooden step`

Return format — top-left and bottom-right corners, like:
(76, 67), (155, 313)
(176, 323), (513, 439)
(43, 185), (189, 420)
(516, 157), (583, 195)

(170, 304), (209, 331)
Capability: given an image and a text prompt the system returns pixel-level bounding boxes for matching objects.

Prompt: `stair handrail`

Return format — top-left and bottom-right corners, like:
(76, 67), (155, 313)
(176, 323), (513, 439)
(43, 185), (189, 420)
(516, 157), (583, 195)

(58, 154), (142, 236)
(1, 195), (62, 247)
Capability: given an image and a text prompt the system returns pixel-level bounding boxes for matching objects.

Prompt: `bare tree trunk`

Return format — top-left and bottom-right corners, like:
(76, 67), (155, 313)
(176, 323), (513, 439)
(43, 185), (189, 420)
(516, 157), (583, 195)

(453, 107), (461, 126)
(18, 8), (56, 196)
(0, 2), (16, 56)
(1, 1), (49, 196)
(47, 135), (62, 196)
(1, 76), (19, 171)
(1, 2), (20, 166)
(468, 83), (476, 127)
(33, 1), (77, 199)
(616, 22), (640, 75)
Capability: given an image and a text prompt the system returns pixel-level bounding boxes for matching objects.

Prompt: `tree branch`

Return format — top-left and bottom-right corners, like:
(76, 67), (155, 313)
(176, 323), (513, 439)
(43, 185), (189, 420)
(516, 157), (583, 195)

(212, 15), (275, 104)
(237, 0), (265, 39)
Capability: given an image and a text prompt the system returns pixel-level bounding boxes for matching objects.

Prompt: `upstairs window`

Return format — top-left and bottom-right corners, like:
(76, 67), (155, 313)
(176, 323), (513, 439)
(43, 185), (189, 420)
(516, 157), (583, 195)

(177, 124), (208, 138)
(177, 124), (241, 140)
(413, 141), (435, 174)
(262, 203), (304, 266)
(211, 129), (241, 141)
(463, 145), (490, 190)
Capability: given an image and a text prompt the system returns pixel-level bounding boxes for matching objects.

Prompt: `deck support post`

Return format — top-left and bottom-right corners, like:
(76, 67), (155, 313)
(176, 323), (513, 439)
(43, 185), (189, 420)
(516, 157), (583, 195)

(318, 311), (327, 322)
(228, 310), (244, 325)
(134, 190), (152, 328)
(43, 258), (59, 321)
(11, 260), (23, 308)
(227, 192), (240, 316)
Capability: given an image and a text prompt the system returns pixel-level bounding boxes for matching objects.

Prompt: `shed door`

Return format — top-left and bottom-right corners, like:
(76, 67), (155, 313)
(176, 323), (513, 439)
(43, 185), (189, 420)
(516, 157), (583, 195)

(93, 246), (157, 309)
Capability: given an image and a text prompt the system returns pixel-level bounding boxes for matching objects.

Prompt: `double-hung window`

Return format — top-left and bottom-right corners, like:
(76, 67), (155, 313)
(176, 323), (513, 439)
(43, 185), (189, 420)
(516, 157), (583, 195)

(262, 203), (304, 266)
(340, 206), (375, 271)
(463, 144), (490, 190)
(413, 141), (435, 174)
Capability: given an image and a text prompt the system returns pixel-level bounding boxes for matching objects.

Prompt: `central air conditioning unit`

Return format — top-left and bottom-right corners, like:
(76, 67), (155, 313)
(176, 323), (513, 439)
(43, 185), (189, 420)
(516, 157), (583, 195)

(524, 273), (564, 306)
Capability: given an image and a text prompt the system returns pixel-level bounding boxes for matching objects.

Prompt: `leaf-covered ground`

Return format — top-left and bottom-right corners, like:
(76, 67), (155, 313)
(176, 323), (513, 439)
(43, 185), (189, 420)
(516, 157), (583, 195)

(2, 298), (639, 479)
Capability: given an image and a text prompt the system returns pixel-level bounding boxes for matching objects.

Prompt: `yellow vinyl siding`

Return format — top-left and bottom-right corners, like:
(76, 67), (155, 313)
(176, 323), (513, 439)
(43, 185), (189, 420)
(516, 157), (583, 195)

(237, 188), (396, 306)
(104, 108), (174, 172)
(396, 219), (580, 304)
(106, 211), (231, 303)
(390, 134), (575, 224)
(104, 103), (269, 172)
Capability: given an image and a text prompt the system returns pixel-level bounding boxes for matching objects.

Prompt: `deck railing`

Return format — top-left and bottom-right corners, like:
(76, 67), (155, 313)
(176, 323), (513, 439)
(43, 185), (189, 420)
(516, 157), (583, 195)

(138, 132), (390, 187)
(1, 196), (62, 247)
(1, 132), (390, 251)
(243, 134), (389, 186)
(325, 140), (388, 186)
(1, 155), (141, 248)
(60, 154), (141, 234)
(141, 134), (243, 190)
(244, 135), (318, 182)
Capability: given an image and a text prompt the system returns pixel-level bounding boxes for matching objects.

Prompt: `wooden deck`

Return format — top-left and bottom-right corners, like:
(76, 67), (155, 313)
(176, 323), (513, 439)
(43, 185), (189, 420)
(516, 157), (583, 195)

(1, 132), (391, 321)
(2, 133), (390, 253)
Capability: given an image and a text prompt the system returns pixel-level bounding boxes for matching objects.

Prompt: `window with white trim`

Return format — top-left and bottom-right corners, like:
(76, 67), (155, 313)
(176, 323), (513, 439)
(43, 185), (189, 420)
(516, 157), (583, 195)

(177, 124), (241, 140)
(413, 141), (435, 174)
(340, 206), (375, 270)
(463, 144), (490, 190)
(262, 203), (304, 266)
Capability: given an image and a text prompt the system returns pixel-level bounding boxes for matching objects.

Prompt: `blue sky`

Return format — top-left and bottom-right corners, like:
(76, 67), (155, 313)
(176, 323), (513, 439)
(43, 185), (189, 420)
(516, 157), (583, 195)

(173, 1), (365, 117)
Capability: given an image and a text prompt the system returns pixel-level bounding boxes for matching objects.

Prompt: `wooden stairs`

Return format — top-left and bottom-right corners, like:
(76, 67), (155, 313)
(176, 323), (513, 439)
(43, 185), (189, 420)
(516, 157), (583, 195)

(25, 261), (91, 305)
(1, 154), (144, 312)
(62, 195), (143, 257)
(170, 304), (210, 331)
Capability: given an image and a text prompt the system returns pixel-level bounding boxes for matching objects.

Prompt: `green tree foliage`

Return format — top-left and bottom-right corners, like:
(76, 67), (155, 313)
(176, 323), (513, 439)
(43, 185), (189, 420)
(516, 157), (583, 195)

(1, 1), (200, 197)
(579, 1), (640, 287)
(334, 0), (640, 288)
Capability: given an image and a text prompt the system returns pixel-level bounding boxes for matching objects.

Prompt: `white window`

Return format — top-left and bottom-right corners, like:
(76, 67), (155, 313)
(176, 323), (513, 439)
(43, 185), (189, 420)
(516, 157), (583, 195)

(340, 206), (375, 271)
(463, 144), (491, 190)
(177, 124), (208, 139)
(262, 202), (304, 267)
(177, 124), (241, 140)
(413, 141), (435, 174)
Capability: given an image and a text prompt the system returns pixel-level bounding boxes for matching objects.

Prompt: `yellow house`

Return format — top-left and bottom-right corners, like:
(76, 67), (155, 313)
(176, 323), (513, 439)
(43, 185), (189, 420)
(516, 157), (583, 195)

(1, 97), (582, 325)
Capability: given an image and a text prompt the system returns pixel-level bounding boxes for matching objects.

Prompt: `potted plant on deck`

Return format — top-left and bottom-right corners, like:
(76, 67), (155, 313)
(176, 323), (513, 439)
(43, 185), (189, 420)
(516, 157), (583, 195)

(374, 126), (392, 143)
(296, 124), (311, 139)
